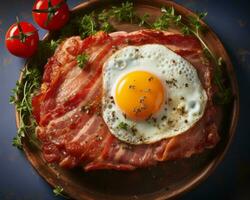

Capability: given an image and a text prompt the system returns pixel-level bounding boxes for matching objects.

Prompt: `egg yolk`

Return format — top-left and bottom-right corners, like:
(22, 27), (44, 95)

(115, 71), (165, 121)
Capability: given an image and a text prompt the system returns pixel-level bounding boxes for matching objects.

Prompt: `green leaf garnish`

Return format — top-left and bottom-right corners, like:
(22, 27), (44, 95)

(12, 135), (23, 149)
(48, 39), (61, 52)
(53, 186), (69, 199)
(10, 66), (41, 149)
(198, 11), (208, 19)
(110, 1), (135, 23)
(118, 122), (129, 130)
(152, 17), (169, 30)
(100, 21), (114, 32)
(79, 14), (97, 38)
(153, 6), (182, 30)
(181, 25), (191, 35)
(77, 53), (89, 69)
(139, 14), (150, 27)
(98, 9), (110, 21)
(9, 39), (62, 149)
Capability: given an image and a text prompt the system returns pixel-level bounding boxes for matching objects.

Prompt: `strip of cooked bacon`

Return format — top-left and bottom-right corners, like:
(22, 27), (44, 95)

(32, 30), (220, 171)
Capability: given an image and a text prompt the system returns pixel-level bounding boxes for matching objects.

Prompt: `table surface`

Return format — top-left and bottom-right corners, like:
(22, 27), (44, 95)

(0, 0), (249, 199)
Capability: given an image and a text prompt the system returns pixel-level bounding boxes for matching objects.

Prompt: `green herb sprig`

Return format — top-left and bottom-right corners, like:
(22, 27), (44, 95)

(53, 186), (69, 199)
(79, 14), (97, 38)
(10, 66), (41, 149)
(110, 1), (135, 23)
(77, 53), (89, 69)
(48, 39), (61, 52)
(153, 7), (182, 30)
(96, 1), (151, 29)
(139, 14), (150, 27)
(213, 58), (232, 105)
(118, 122), (129, 130)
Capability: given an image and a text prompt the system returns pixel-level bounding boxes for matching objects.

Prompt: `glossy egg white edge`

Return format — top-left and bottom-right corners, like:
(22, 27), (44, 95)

(102, 44), (207, 145)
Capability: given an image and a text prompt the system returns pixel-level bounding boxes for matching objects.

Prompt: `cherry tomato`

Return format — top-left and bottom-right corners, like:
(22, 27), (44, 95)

(5, 20), (39, 58)
(32, 0), (70, 30)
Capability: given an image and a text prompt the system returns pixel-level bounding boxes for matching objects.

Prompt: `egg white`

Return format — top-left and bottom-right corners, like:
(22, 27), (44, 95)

(102, 44), (207, 144)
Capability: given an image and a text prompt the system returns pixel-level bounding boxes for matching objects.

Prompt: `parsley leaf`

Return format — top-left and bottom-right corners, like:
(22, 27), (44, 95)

(77, 53), (89, 69)
(12, 135), (23, 149)
(79, 14), (97, 38)
(118, 122), (129, 130)
(100, 21), (114, 32)
(48, 39), (61, 52)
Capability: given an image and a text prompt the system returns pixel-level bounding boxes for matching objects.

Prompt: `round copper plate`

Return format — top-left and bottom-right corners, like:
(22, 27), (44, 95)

(16, 0), (239, 199)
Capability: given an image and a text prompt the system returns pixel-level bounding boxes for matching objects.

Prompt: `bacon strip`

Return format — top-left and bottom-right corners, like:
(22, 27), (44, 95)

(32, 30), (219, 171)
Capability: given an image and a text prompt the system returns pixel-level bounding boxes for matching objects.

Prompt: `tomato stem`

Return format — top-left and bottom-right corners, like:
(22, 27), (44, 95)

(32, 0), (67, 26)
(16, 16), (27, 43)
(7, 17), (38, 43)
(16, 16), (23, 34)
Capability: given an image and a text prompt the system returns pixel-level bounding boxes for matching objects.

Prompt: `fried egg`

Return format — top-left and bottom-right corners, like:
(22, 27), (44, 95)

(102, 44), (207, 144)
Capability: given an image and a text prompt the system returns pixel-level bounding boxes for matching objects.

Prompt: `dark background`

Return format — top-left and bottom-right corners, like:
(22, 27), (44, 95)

(0, 0), (249, 199)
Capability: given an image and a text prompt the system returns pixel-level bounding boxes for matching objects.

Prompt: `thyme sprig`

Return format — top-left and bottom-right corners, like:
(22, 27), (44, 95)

(10, 66), (41, 149)
(153, 7), (182, 29)
(110, 1), (135, 23)
(96, 1), (151, 29)
(139, 14), (150, 27)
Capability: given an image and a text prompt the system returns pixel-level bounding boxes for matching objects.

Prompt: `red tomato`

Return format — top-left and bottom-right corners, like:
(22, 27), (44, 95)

(32, 0), (70, 30)
(5, 21), (39, 58)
